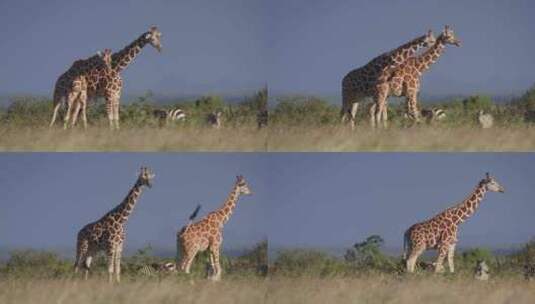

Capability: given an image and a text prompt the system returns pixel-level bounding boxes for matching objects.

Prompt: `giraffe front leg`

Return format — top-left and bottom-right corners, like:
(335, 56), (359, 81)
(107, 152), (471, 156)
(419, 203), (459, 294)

(434, 245), (448, 273)
(63, 93), (77, 130)
(105, 97), (114, 130)
(447, 243), (456, 273)
(114, 247), (123, 283)
(107, 250), (116, 283)
(406, 90), (420, 126)
(70, 102), (81, 128)
(209, 246), (222, 281)
(80, 92), (88, 130)
(113, 99), (120, 130)
(349, 102), (359, 130)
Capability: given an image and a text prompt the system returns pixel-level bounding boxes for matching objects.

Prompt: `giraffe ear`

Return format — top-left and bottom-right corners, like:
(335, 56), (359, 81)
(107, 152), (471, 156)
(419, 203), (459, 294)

(427, 29), (433, 35)
(486, 172), (490, 179)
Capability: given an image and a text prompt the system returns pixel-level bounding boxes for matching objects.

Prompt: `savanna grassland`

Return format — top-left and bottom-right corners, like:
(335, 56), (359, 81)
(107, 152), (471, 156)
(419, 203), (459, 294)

(1, 87), (535, 151)
(0, 90), (268, 152)
(267, 90), (535, 152)
(2, 239), (534, 304)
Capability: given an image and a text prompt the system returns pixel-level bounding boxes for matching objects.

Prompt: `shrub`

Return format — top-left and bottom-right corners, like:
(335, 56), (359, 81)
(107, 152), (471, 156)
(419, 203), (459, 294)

(272, 249), (346, 277)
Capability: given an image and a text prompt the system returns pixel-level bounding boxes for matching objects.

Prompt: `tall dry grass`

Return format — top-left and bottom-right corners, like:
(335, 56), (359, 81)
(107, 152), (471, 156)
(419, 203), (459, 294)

(267, 125), (535, 151)
(0, 277), (268, 304)
(0, 126), (268, 152)
(1, 275), (533, 304)
(0, 124), (533, 151)
(266, 276), (535, 304)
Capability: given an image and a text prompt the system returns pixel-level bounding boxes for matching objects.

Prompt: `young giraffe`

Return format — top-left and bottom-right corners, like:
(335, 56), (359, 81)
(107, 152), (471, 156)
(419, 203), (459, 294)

(69, 49), (114, 129)
(370, 25), (461, 127)
(74, 167), (155, 283)
(341, 30), (436, 129)
(177, 175), (252, 281)
(50, 26), (162, 130)
(403, 173), (505, 273)
(50, 50), (111, 129)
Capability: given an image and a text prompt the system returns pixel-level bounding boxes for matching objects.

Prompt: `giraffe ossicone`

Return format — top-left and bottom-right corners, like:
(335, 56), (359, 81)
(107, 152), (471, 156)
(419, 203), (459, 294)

(403, 172), (504, 274)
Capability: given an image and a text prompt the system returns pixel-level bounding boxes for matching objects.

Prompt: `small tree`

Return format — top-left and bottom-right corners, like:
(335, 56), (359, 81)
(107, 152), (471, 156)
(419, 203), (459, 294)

(345, 235), (396, 272)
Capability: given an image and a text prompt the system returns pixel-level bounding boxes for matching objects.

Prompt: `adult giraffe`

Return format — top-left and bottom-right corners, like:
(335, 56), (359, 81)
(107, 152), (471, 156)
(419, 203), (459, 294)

(50, 26), (162, 129)
(403, 173), (504, 273)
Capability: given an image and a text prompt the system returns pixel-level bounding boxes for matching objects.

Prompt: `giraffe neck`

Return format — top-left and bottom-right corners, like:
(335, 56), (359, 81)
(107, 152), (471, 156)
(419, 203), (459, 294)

(387, 34), (430, 66)
(451, 182), (488, 224)
(111, 32), (150, 73)
(105, 179), (145, 224)
(216, 184), (241, 224)
(414, 39), (446, 73)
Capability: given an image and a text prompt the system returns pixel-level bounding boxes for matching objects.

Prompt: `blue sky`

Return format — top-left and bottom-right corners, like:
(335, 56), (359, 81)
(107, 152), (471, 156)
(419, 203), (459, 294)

(0, 153), (269, 255)
(265, 153), (535, 251)
(1, 153), (533, 256)
(0, 0), (533, 98)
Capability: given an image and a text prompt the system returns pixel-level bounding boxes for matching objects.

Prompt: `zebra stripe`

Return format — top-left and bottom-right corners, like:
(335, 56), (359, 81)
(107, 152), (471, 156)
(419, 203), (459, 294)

(168, 109), (186, 121)
(137, 262), (177, 277)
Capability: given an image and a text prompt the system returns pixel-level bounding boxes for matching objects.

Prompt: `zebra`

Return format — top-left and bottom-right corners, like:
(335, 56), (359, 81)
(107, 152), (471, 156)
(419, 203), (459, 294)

(477, 110), (494, 128)
(524, 264), (535, 281)
(474, 260), (490, 281)
(420, 108), (446, 124)
(153, 108), (186, 127)
(207, 111), (223, 129)
(137, 262), (177, 277)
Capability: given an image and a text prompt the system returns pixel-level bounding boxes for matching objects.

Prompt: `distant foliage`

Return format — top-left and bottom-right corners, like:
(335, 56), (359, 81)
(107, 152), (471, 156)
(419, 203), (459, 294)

(272, 249), (346, 277)
(271, 96), (338, 126)
(344, 235), (398, 273)
(1, 250), (71, 279)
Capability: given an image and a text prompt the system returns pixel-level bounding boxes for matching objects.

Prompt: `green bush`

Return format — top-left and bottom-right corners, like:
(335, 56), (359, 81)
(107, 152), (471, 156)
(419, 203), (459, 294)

(272, 249), (346, 277)
(272, 96), (338, 126)
(2, 249), (72, 279)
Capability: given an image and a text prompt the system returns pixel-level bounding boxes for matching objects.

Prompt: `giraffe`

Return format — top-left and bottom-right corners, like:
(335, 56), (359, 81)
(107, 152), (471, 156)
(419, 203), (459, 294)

(370, 25), (461, 127)
(177, 175), (252, 281)
(70, 49), (114, 129)
(403, 173), (504, 273)
(49, 49), (111, 129)
(50, 26), (162, 130)
(341, 30), (436, 129)
(74, 166), (155, 283)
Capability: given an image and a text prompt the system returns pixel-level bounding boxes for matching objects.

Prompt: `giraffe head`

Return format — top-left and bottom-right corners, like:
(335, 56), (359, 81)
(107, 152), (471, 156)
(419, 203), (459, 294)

(138, 166), (156, 188)
(144, 26), (162, 52)
(481, 172), (505, 193)
(439, 25), (461, 47)
(423, 29), (437, 47)
(236, 175), (252, 195)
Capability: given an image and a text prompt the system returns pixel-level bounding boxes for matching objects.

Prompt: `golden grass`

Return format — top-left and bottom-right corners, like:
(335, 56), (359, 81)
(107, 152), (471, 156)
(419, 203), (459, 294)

(1, 276), (533, 304)
(0, 124), (533, 151)
(267, 125), (535, 152)
(266, 276), (535, 304)
(0, 126), (268, 152)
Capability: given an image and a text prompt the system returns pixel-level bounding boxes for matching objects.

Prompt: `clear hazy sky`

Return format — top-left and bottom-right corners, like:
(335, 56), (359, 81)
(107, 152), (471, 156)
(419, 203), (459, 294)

(0, 0), (267, 96)
(266, 0), (535, 96)
(1, 153), (533, 254)
(1, 0), (533, 98)
(265, 153), (535, 251)
(0, 153), (269, 254)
